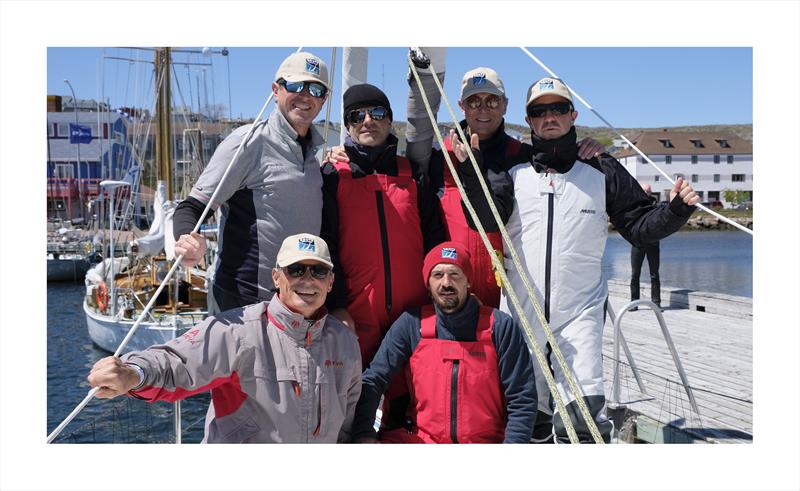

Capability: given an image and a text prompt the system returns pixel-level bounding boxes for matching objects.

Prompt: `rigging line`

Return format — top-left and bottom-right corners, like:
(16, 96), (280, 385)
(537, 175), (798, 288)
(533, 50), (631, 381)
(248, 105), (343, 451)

(47, 46), (305, 445)
(321, 47), (337, 158)
(420, 56), (604, 444)
(518, 47), (753, 237)
(409, 56), (582, 445)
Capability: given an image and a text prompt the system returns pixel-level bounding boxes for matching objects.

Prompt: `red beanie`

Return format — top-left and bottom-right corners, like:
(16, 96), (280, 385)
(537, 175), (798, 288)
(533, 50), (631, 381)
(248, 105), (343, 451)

(422, 241), (473, 286)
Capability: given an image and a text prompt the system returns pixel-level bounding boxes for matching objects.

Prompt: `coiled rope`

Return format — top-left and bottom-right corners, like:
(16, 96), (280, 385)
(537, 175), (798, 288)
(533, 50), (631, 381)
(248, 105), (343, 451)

(408, 55), (604, 444)
(46, 47), (305, 444)
(519, 47), (753, 237)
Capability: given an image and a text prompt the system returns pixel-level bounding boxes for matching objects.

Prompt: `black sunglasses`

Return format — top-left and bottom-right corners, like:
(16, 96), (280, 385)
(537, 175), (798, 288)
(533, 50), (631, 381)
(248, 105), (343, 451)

(526, 102), (573, 119)
(278, 79), (328, 98)
(346, 106), (388, 125)
(284, 263), (332, 279)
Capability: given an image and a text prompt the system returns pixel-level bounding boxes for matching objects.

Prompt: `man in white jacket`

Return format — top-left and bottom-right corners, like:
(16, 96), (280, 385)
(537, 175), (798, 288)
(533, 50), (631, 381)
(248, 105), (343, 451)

(87, 233), (362, 443)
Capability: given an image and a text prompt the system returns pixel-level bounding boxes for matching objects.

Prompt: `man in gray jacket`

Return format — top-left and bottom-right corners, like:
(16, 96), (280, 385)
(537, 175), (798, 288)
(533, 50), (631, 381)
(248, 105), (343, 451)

(87, 233), (362, 443)
(173, 51), (330, 314)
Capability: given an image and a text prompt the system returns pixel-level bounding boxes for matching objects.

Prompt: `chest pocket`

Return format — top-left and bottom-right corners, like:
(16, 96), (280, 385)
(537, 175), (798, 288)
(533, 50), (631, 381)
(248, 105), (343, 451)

(254, 366), (298, 403)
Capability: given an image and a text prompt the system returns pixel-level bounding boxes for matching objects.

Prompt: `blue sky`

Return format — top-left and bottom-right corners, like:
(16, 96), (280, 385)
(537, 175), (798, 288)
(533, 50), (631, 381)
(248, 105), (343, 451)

(47, 46), (752, 129)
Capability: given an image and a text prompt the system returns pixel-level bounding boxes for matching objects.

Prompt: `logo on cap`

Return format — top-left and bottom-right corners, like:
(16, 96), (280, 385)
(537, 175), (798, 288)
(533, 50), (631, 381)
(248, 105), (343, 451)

(298, 237), (316, 252)
(441, 247), (457, 260)
(305, 58), (320, 75)
(539, 79), (555, 91)
(472, 74), (487, 86)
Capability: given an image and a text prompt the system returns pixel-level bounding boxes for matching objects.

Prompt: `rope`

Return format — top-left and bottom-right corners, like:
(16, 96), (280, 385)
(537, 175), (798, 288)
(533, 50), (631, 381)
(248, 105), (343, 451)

(409, 56), (603, 444)
(518, 47), (753, 237)
(321, 47), (337, 158)
(47, 46), (304, 444)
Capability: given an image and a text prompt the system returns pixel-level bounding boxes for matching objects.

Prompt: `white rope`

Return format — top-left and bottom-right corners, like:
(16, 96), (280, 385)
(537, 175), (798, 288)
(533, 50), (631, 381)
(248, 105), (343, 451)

(409, 56), (602, 444)
(321, 47), (337, 158)
(47, 47), (304, 444)
(519, 47), (753, 236)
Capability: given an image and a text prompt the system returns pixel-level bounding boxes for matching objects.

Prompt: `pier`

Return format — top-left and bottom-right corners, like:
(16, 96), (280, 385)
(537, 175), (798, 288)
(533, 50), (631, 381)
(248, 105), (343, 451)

(602, 278), (752, 443)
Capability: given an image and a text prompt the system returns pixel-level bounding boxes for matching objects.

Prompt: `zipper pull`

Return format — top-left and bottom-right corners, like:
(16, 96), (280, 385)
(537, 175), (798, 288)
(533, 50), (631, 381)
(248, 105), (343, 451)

(292, 381), (301, 397)
(305, 328), (313, 348)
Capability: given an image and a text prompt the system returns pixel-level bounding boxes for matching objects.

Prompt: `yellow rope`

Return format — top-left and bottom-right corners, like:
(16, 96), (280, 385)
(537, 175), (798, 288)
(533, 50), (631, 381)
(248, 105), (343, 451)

(409, 55), (604, 444)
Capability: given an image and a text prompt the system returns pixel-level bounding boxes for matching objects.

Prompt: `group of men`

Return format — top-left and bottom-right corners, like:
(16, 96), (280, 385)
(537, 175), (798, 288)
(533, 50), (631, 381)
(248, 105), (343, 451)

(88, 49), (700, 444)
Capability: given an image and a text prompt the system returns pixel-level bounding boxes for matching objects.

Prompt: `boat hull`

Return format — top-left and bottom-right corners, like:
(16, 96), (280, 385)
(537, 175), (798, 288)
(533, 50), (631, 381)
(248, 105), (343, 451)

(48, 258), (90, 282)
(83, 300), (199, 353)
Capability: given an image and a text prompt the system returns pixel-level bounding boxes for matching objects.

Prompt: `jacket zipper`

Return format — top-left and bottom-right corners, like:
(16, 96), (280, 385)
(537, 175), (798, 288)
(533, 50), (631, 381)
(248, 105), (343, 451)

(450, 360), (460, 443)
(544, 191), (554, 323)
(375, 191), (392, 313)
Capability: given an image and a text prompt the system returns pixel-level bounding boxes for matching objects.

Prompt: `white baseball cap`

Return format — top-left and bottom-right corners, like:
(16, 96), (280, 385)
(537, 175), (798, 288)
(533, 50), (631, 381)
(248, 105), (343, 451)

(460, 67), (505, 101)
(525, 77), (574, 108)
(274, 52), (330, 91)
(275, 233), (333, 269)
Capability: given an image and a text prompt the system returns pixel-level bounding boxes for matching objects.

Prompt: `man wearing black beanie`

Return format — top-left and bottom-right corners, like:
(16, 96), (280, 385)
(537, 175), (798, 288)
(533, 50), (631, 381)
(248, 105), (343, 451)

(320, 83), (445, 435)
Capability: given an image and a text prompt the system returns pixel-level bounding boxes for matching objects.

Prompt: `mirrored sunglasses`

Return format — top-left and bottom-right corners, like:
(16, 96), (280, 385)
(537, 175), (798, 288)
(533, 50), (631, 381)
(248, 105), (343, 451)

(279, 79), (328, 98)
(284, 263), (331, 279)
(346, 106), (388, 125)
(526, 102), (573, 118)
(465, 94), (502, 110)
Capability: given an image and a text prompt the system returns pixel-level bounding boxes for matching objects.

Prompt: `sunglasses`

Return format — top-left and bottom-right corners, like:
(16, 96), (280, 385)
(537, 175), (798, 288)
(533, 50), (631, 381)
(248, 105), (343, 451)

(464, 94), (503, 110)
(278, 79), (328, 98)
(346, 106), (388, 125)
(284, 263), (332, 279)
(526, 102), (573, 119)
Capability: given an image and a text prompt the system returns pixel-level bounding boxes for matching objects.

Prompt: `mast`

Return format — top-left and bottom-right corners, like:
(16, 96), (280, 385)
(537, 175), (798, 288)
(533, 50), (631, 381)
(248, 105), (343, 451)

(154, 47), (173, 200)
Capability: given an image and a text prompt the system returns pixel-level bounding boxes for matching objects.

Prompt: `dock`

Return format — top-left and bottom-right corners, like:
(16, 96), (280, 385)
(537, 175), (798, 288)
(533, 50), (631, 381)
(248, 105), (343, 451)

(602, 279), (752, 444)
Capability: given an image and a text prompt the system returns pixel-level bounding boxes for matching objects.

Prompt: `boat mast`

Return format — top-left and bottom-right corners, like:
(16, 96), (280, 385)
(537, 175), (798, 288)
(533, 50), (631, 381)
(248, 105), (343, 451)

(154, 47), (173, 201)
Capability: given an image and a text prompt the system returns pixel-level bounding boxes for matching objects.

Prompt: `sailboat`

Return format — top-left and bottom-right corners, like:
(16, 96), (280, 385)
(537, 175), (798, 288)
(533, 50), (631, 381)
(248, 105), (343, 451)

(82, 48), (210, 354)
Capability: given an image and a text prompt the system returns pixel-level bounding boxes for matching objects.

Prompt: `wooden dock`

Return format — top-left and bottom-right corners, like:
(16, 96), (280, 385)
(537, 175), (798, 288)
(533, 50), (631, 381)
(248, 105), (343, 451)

(601, 279), (752, 444)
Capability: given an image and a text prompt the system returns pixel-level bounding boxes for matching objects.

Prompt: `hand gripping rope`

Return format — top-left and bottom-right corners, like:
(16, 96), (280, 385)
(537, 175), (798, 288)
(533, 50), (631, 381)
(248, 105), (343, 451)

(519, 47), (753, 237)
(408, 55), (603, 444)
(46, 47), (306, 444)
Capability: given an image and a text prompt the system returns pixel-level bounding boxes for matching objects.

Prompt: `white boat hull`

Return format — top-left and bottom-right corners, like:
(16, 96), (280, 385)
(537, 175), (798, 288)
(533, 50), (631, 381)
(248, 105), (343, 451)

(83, 300), (200, 353)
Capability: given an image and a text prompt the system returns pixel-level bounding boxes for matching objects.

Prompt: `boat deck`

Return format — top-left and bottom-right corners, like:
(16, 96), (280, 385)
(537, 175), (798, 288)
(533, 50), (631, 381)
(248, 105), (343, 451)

(602, 279), (753, 444)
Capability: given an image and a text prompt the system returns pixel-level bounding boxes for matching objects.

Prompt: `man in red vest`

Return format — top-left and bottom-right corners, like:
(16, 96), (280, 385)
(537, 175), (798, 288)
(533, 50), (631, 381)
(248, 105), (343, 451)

(320, 83), (445, 429)
(351, 241), (537, 443)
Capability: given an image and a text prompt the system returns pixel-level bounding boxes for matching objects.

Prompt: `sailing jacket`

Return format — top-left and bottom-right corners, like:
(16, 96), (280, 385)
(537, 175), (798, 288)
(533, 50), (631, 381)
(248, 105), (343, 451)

(174, 109), (324, 311)
(351, 297), (536, 443)
(429, 121), (528, 307)
(320, 134), (445, 365)
(122, 298), (362, 443)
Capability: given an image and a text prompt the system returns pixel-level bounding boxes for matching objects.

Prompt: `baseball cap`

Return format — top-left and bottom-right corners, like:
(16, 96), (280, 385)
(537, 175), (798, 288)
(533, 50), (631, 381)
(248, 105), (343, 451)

(422, 241), (473, 285)
(274, 52), (330, 91)
(275, 233), (333, 269)
(460, 67), (505, 101)
(525, 77), (573, 108)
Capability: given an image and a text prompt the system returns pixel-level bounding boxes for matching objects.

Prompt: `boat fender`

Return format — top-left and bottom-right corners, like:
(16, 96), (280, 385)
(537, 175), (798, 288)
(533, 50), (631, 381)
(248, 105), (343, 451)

(96, 281), (108, 313)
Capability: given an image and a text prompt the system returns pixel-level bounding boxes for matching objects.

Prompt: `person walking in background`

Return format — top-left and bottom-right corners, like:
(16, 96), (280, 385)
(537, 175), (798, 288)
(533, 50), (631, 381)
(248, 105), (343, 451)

(630, 183), (662, 311)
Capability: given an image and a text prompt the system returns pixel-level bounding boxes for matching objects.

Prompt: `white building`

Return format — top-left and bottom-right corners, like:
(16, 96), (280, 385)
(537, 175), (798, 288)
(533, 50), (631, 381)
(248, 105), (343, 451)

(614, 130), (752, 207)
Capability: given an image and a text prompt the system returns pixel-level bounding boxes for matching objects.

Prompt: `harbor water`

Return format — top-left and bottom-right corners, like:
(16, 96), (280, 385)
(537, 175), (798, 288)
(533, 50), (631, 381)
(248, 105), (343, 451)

(47, 229), (752, 443)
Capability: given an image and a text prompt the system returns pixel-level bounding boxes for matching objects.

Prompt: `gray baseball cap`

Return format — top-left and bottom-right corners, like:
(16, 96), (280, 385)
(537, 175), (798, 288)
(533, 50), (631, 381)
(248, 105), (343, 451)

(460, 67), (505, 101)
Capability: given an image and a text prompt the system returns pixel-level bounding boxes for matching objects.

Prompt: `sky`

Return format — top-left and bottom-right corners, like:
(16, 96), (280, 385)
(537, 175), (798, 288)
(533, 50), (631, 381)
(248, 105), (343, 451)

(47, 46), (753, 130)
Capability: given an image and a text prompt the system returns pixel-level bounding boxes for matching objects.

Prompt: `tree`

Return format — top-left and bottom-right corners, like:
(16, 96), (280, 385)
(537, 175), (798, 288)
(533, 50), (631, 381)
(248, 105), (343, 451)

(722, 189), (750, 207)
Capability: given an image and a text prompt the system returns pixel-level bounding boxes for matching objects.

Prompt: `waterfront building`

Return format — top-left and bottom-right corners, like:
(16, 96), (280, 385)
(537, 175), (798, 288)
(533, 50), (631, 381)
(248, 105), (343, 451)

(614, 130), (752, 207)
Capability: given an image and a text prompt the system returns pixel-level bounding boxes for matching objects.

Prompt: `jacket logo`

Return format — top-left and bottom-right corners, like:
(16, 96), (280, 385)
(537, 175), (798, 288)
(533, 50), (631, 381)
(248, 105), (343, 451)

(180, 328), (202, 346)
(580, 209), (596, 215)
(467, 351), (486, 357)
(324, 359), (344, 368)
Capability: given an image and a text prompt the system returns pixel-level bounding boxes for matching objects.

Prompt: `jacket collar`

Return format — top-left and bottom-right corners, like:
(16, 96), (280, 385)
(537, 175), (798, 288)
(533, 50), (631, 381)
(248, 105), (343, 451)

(266, 296), (327, 347)
(269, 109), (325, 150)
(432, 295), (481, 340)
(343, 133), (399, 175)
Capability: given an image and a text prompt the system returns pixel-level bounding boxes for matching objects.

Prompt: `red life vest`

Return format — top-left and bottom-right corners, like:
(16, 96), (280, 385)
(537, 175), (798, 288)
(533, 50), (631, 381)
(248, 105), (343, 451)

(333, 157), (429, 365)
(382, 304), (506, 443)
(439, 138), (521, 308)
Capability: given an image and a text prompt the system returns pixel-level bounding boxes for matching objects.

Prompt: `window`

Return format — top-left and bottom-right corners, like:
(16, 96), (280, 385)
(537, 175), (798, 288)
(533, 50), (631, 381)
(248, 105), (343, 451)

(57, 124), (69, 137)
(640, 156), (648, 164)
(715, 139), (731, 148)
(673, 173), (684, 181)
(691, 174), (699, 183)
(714, 155), (720, 164)
(691, 155), (698, 164)
(713, 174), (720, 183)
(727, 155), (734, 164)
(654, 175), (660, 182)
(659, 139), (674, 148)
(47, 123), (54, 137)
(690, 139), (705, 148)
(732, 174), (745, 182)
(665, 155), (672, 164)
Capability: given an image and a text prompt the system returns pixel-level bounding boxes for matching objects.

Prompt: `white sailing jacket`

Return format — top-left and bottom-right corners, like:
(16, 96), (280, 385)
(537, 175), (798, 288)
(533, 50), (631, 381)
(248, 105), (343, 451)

(123, 298), (362, 443)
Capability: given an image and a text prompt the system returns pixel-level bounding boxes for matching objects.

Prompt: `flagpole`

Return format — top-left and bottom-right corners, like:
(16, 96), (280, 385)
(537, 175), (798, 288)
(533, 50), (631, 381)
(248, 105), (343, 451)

(64, 79), (85, 223)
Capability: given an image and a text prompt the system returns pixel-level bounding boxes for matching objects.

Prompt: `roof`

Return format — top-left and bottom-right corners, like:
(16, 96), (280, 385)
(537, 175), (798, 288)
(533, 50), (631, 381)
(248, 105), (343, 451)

(614, 130), (752, 158)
